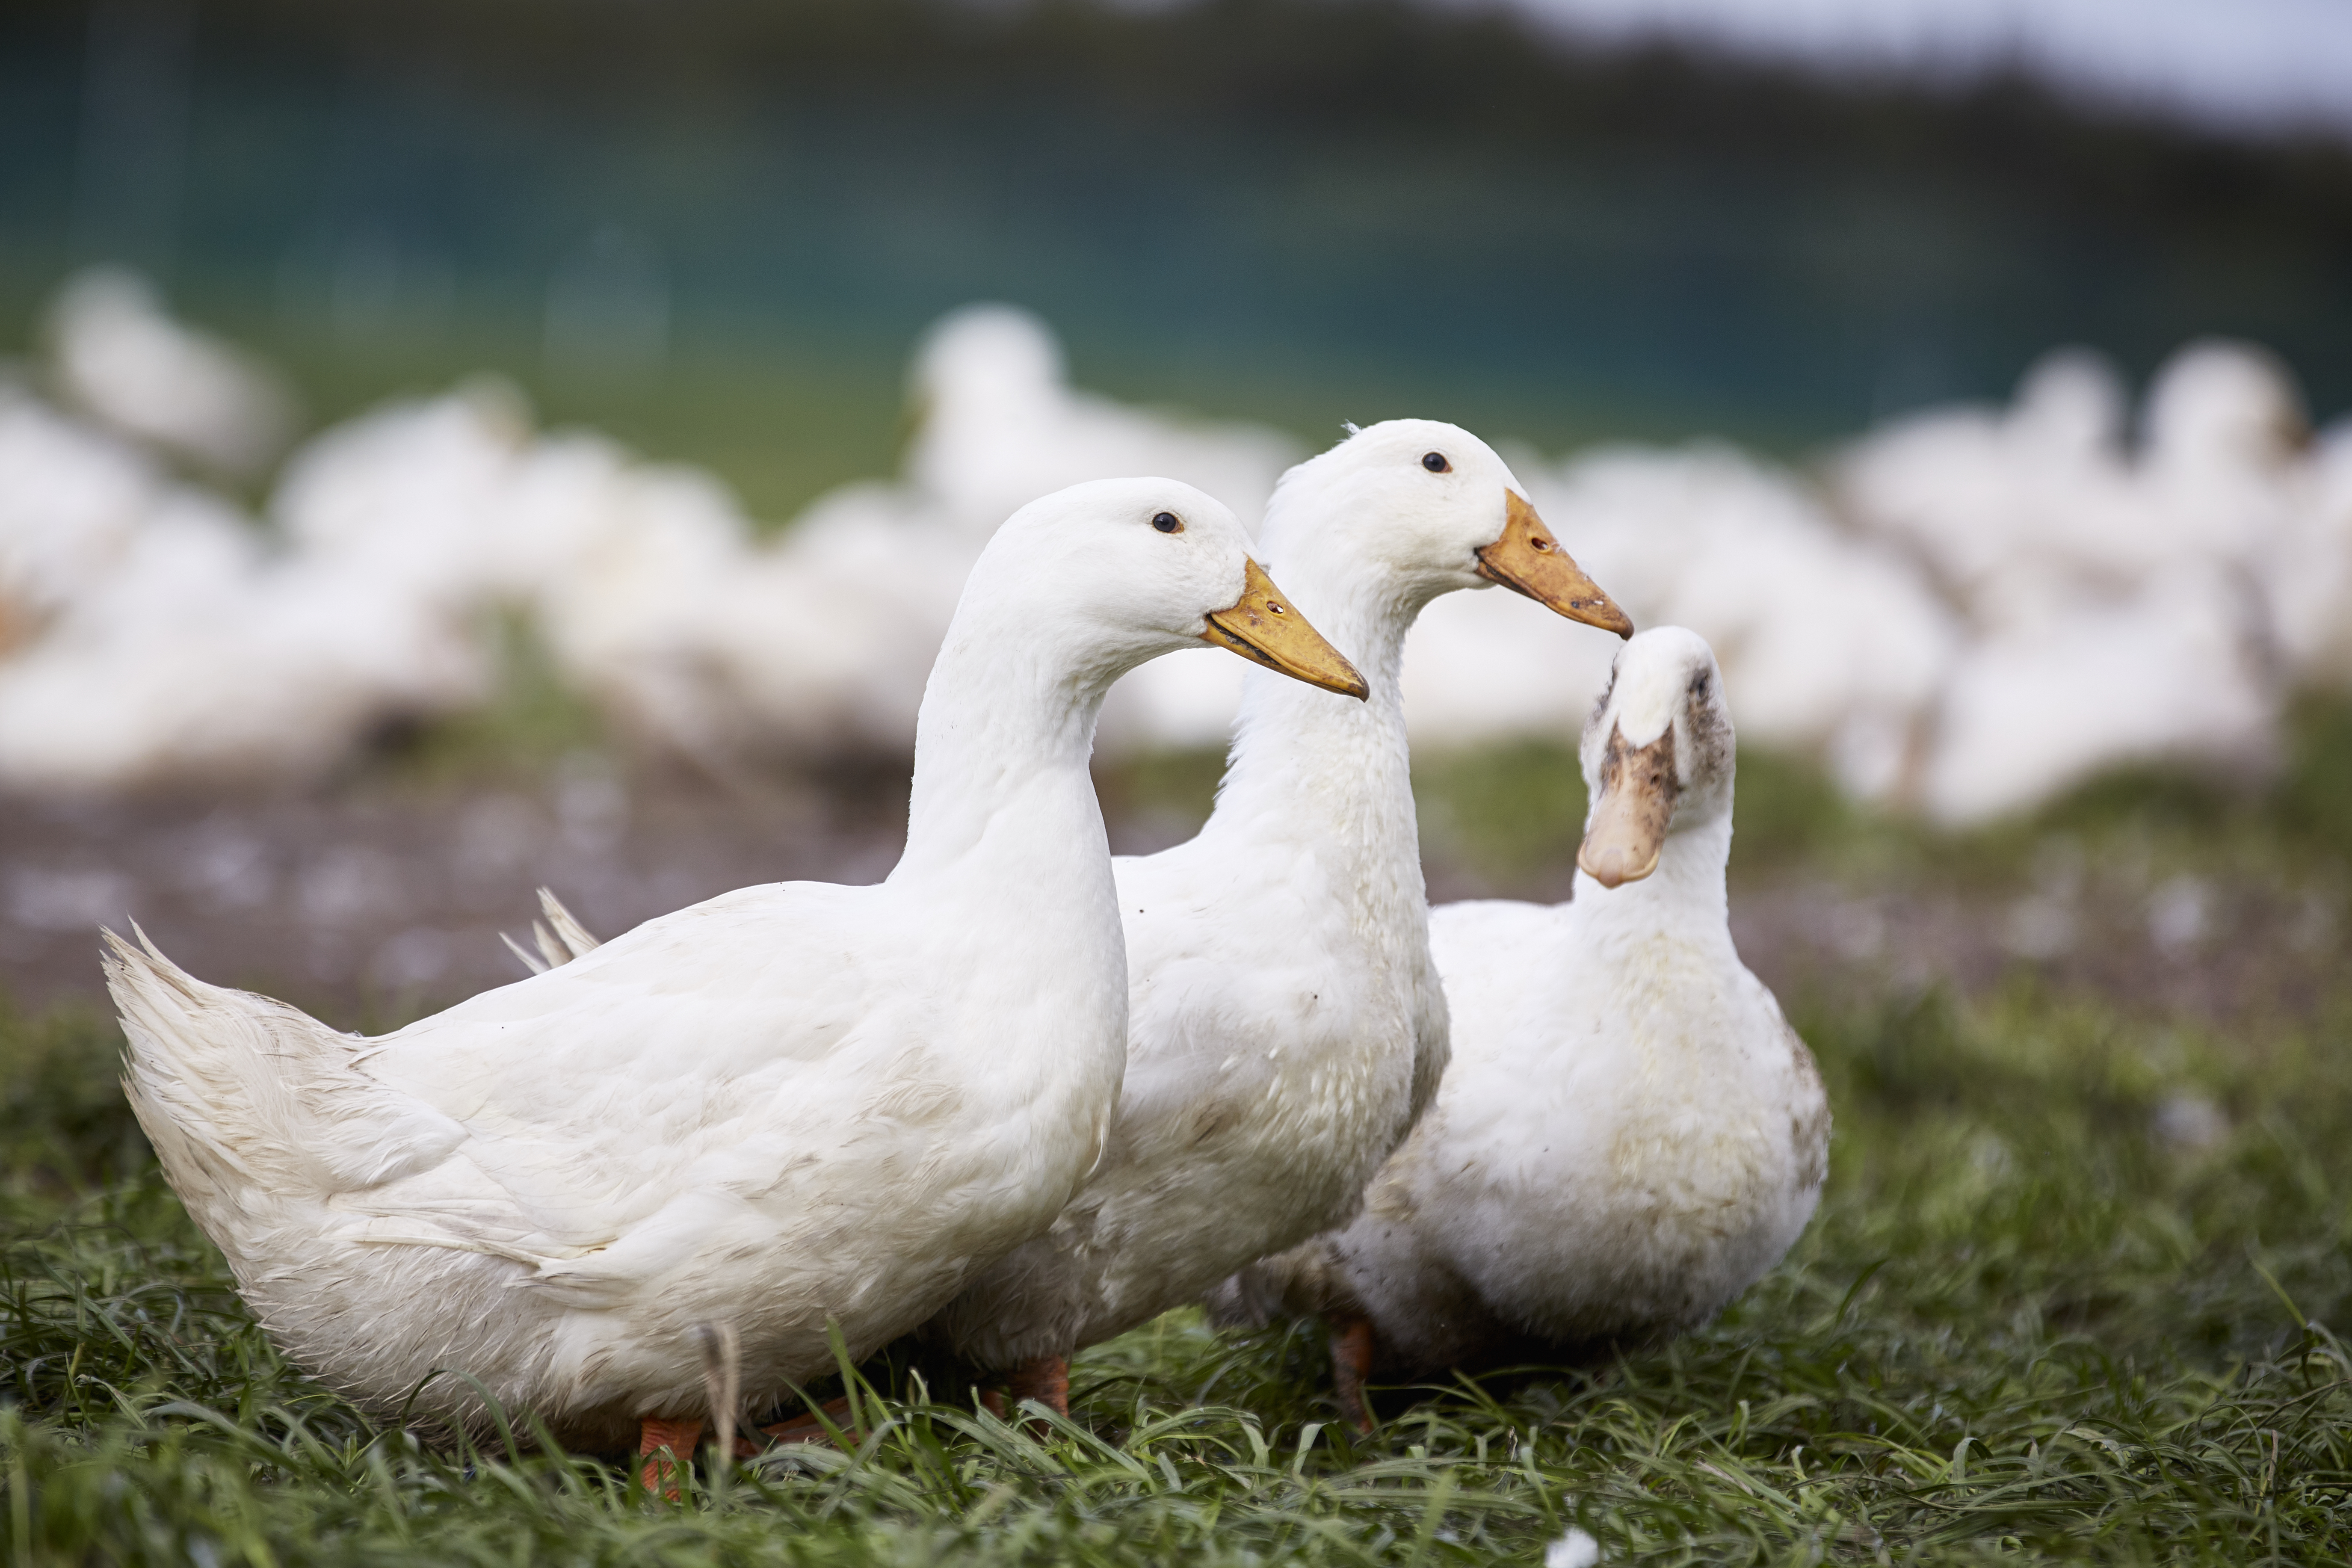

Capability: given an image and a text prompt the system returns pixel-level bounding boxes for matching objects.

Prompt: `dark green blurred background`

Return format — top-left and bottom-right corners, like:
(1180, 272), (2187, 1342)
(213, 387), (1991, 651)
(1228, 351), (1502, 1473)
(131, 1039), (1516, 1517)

(5, 0), (2350, 516)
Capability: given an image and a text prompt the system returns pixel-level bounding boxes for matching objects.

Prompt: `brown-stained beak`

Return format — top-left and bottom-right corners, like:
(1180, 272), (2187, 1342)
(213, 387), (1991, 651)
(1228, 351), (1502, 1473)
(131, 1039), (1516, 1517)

(1477, 492), (1634, 639)
(1577, 722), (1678, 888)
(1202, 559), (1370, 700)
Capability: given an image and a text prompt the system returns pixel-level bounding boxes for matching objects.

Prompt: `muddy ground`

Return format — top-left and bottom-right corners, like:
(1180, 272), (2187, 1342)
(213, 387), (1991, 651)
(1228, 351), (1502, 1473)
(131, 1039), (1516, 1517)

(3, 760), (2341, 1033)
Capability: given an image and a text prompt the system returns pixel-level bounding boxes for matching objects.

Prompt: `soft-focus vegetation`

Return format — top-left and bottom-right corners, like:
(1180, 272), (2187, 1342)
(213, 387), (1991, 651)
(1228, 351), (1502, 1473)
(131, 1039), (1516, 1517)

(6, 900), (2350, 1561)
(373, 619), (609, 789)
(13, 0), (2352, 457)
(10, 624), (2352, 1565)
(1394, 691), (2352, 900)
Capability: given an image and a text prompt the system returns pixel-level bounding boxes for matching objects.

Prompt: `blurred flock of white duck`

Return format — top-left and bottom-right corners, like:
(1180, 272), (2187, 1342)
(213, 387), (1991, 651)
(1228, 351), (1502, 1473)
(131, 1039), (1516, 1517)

(4, 263), (2348, 826)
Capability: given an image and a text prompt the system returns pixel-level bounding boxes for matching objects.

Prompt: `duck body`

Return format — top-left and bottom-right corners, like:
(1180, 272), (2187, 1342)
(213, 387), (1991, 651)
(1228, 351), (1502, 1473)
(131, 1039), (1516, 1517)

(1224, 628), (1826, 1392)
(47, 265), (295, 476)
(1330, 865), (1824, 1373)
(114, 478), (1357, 1451)
(122, 865), (1121, 1452)
(0, 390), (490, 793)
(926, 421), (1633, 1375)
(539, 305), (1302, 770)
(933, 670), (1438, 1370)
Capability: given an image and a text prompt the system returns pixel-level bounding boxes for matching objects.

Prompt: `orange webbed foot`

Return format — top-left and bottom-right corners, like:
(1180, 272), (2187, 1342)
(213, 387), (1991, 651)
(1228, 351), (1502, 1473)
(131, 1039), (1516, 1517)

(637, 1415), (704, 1498)
(758, 1394), (860, 1449)
(1006, 1354), (1070, 1422)
(1329, 1312), (1377, 1434)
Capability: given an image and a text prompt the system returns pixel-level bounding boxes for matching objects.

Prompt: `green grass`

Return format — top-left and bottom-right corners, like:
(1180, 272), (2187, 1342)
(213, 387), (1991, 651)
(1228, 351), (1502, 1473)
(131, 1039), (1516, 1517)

(364, 617), (612, 790)
(5, 964), (2350, 1563)
(6, 482), (2352, 1561)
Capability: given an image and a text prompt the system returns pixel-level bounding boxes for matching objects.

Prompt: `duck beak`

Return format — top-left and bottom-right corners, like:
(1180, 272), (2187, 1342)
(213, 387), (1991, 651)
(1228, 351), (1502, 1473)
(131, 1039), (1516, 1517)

(1203, 559), (1370, 700)
(1477, 492), (1634, 639)
(1577, 722), (1678, 888)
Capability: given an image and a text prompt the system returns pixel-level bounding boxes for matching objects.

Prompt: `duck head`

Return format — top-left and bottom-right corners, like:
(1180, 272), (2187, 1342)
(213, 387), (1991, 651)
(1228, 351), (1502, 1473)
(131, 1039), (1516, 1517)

(1576, 626), (1734, 888)
(976, 476), (1366, 697)
(2145, 339), (2309, 473)
(1268, 418), (1632, 634)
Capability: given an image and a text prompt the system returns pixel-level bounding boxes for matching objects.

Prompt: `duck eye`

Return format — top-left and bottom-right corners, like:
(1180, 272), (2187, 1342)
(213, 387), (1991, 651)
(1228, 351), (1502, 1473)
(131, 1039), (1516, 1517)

(1421, 452), (1450, 473)
(1152, 512), (1183, 533)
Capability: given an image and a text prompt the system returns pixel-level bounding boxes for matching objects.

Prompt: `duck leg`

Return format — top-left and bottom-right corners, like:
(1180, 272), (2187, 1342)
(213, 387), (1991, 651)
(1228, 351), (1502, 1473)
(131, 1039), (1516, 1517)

(758, 1394), (859, 1448)
(637, 1415), (703, 1497)
(1006, 1355), (1070, 1420)
(1328, 1312), (1378, 1434)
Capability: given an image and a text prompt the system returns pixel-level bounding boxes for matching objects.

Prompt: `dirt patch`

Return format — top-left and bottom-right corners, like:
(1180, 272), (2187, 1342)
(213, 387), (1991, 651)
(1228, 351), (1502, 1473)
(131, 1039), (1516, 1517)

(4, 770), (2341, 1032)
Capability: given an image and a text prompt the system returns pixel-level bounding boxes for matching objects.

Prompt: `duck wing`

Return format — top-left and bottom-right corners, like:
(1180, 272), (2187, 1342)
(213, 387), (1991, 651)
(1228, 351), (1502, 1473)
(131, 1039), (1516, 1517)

(344, 882), (914, 1274)
(119, 880), (931, 1310)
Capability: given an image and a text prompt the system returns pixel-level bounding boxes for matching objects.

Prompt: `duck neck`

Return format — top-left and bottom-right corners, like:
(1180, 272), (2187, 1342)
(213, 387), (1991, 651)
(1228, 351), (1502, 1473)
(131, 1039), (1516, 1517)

(892, 612), (1112, 891)
(1575, 810), (1732, 931)
(1205, 556), (1429, 926)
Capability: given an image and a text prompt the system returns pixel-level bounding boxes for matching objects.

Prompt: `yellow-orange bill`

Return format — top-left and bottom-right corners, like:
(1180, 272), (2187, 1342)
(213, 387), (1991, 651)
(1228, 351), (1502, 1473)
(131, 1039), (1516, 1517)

(1202, 559), (1370, 700)
(1577, 723), (1677, 887)
(1478, 492), (1634, 638)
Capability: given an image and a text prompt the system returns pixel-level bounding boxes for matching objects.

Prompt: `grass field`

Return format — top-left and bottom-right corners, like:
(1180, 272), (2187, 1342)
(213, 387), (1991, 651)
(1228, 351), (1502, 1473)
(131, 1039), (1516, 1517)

(2, 299), (2349, 1560)
(6, 732), (2352, 1564)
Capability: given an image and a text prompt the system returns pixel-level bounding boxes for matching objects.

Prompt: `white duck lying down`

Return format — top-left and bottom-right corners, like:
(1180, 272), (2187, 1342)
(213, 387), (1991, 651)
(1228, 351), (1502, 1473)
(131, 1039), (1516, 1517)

(919, 420), (1634, 1413)
(1214, 626), (1829, 1430)
(111, 478), (1366, 1471)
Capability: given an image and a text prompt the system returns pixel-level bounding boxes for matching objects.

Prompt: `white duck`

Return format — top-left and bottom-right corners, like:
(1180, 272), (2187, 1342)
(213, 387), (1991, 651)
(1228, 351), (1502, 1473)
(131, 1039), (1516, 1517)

(1216, 627), (1828, 1430)
(2267, 419), (2352, 689)
(0, 389), (162, 648)
(906, 304), (1302, 540)
(271, 382), (539, 616)
(1834, 348), (2137, 600)
(111, 477), (1366, 1465)
(1913, 560), (2279, 827)
(920, 421), (1633, 1411)
(1406, 441), (1954, 805)
(544, 305), (1304, 769)
(45, 266), (296, 476)
(0, 464), (488, 796)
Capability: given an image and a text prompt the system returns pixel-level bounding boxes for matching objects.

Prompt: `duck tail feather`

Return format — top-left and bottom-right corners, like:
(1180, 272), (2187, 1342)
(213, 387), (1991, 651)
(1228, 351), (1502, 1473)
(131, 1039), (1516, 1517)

(501, 931), (550, 976)
(106, 929), (464, 1229)
(536, 888), (602, 962)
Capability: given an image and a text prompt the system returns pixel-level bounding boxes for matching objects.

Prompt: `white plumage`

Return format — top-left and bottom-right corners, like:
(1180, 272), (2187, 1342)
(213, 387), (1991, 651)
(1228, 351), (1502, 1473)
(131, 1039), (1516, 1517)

(272, 381), (538, 614)
(0, 385), (488, 793)
(923, 421), (1631, 1388)
(0, 388), (163, 641)
(906, 304), (1302, 541)
(111, 477), (1343, 1453)
(6, 268), (2346, 827)
(524, 304), (1303, 766)
(46, 265), (295, 476)
(1219, 628), (1827, 1420)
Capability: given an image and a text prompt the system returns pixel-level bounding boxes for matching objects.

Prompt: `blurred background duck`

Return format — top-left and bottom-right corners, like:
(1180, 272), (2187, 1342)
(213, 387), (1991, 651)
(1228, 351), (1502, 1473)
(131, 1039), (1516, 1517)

(1405, 441), (1957, 805)
(1216, 627), (1829, 1431)
(0, 388), (163, 648)
(905, 304), (1302, 544)
(110, 477), (1364, 1464)
(0, 379), (488, 793)
(527, 304), (1303, 768)
(44, 265), (296, 479)
(5, 267), (2350, 828)
(920, 421), (1631, 1413)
